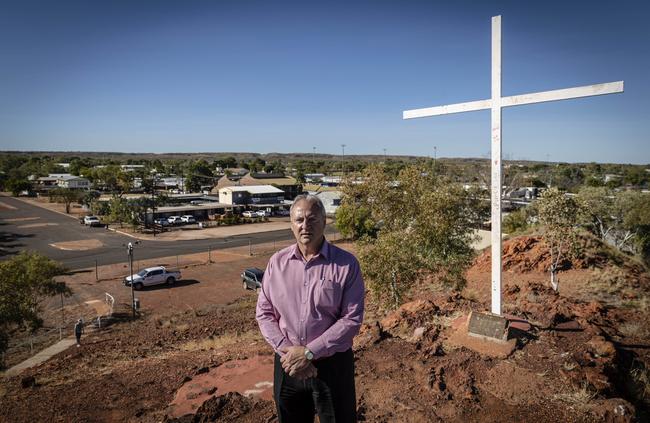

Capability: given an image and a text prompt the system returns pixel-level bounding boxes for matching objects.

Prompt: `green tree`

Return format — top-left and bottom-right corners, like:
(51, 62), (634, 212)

(335, 204), (377, 239)
(346, 164), (480, 308)
(49, 187), (82, 213)
(6, 178), (32, 196)
(0, 252), (71, 365)
(185, 159), (214, 192)
(537, 188), (583, 292)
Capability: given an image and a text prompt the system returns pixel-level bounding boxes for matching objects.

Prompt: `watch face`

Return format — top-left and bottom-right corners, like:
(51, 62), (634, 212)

(305, 350), (314, 360)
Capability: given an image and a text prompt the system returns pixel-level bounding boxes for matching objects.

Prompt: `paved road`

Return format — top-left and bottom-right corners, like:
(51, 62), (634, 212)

(0, 195), (337, 270)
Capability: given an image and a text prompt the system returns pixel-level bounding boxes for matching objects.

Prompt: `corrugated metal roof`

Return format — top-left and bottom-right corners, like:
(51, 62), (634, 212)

(220, 185), (284, 194)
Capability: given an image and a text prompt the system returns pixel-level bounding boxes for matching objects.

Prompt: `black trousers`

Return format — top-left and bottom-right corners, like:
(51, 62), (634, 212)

(274, 349), (357, 423)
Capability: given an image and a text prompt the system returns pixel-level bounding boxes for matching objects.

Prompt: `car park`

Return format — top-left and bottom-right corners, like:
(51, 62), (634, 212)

(123, 266), (181, 290)
(241, 267), (264, 290)
(83, 215), (102, 227)
(181, 215), (196, 224)
(167, 216), (182, 225)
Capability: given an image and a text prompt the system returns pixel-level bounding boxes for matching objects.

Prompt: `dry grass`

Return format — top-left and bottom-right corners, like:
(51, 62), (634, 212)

(462, 288), (479, 302)
(553, 383), (597, 409)
(618, 321), (650, 340)
(180, 330), (262, 352)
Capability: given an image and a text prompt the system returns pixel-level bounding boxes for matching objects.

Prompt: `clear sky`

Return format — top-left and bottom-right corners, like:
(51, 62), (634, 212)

(0, 0), (648, 164)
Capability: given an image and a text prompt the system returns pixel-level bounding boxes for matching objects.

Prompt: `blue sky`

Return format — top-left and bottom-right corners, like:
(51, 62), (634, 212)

(0, 0), (648, 164)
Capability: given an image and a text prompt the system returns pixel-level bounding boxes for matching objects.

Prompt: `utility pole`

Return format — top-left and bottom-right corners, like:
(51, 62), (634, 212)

(433, 146), (437, 173)
(312, 146), (316, 163)
(341, 144), (346, 175)
(126, 242), (139, 318)
(383, 148), (387, 161)
(151, 174), (156, 237)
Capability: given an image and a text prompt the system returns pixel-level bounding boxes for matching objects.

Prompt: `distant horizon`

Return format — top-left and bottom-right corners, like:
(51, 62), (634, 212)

(1, 149), (647, 166)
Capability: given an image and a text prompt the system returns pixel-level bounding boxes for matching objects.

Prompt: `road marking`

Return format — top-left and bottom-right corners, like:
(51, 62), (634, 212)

(0, 201), (17, 210)
(18, 223), (59, 228)
(49, 239), (104, 251)
(3, 217), (39, 222)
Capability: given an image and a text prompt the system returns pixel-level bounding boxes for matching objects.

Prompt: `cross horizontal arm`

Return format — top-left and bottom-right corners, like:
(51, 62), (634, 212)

(403, 98), (492, 119)
(402, 81), (623, 120)
(501, 81), (624, 108)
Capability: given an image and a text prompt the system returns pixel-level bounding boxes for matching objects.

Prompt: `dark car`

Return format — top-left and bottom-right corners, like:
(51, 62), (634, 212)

(241, 267), (264, 291)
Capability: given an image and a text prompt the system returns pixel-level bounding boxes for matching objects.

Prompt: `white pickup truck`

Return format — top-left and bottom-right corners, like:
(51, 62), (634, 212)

(123, 266), (181, 290)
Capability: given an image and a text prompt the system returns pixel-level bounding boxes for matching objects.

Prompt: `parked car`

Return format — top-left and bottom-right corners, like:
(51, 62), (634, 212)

(167, 216), (182, 225)
(181, 215), (196, 224)
(275, 209), (290, 216)
(241, 267), (264, 291)
(83, 216), (102, 227)
(123, 266), (181, 290)
(242, 211), (256, 218)
(154, 218), (169, 226)
(256, 210), (269, 217)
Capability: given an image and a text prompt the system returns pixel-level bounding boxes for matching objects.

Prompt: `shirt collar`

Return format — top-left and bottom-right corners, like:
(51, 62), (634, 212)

(290, 238), (330, 261)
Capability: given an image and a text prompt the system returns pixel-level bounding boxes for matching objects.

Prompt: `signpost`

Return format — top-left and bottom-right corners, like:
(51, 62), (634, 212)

(403, 15), (623, 319)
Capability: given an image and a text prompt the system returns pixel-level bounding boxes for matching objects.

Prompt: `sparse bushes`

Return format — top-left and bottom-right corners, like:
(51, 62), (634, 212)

(343, 163), (481, 309)
(0, 252), (70, 367)
(537, 188), (584, 291)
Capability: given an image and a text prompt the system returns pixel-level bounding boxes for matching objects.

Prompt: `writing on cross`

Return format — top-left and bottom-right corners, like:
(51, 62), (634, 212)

(403, 15), (623, 316)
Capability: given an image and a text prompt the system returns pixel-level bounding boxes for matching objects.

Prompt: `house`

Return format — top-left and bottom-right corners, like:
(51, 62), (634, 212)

(214, 172), (301, 200)
(219, 185), (285, 206)
(56, 175), (90, 190)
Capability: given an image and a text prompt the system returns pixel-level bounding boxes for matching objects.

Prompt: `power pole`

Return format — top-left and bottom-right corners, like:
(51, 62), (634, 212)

(127, 242), (137, 318)
(151, 174), (156, 237)
(341, 144), (346, 175)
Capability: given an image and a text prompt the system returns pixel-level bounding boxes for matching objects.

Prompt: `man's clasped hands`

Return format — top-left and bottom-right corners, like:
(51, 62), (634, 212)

(280, 346), (318, 380)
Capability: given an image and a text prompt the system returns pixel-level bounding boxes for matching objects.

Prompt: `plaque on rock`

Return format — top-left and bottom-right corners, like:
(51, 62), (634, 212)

(467, 311), (508, 342)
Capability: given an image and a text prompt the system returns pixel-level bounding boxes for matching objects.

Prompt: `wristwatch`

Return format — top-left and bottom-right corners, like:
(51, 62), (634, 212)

(304, 348), (314, 361)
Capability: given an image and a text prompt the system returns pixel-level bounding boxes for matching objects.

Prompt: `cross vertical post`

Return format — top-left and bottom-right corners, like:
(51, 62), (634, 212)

(490, 15), (502, 315)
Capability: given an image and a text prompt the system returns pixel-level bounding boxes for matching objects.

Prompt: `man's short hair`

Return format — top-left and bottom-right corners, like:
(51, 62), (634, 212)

(290, 194), (326, 221)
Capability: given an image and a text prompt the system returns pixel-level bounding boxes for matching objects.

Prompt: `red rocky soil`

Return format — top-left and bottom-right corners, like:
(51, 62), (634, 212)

(1, 236), (649, 422)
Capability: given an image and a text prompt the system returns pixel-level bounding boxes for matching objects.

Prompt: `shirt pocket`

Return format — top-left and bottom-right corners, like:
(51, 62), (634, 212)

(315, 278), (342, 313)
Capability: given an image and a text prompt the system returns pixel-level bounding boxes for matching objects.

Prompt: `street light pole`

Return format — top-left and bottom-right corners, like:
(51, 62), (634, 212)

(341, 144), (346, 175)
(127, 242), (136, 318)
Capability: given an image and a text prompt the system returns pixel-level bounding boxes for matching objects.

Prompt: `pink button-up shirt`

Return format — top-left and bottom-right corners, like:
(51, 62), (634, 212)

(256, 240), (365, 360)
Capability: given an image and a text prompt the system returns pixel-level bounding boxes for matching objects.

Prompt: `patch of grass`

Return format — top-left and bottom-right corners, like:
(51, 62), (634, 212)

(180, 330), (262, 352)
(618, 322), (650, 340)
(462, 288), (479, 302)
(553, 382), (597, 409)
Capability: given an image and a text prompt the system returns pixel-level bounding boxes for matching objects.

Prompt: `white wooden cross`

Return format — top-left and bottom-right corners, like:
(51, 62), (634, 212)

(403, 15), (623, 316)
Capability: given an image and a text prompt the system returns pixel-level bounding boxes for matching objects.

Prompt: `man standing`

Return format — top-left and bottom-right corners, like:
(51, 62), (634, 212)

(74, 318), (84, 347)
(256, 194), (365, 423)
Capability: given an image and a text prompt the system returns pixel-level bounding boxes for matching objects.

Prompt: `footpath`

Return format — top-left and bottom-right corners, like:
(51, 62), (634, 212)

(3, 339), (77, 377)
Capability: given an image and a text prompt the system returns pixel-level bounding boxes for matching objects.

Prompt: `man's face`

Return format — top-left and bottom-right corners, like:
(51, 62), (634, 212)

(291, 200), (325, 249)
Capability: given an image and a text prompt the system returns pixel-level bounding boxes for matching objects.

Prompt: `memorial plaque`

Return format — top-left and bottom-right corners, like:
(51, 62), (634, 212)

(467, 311), (508, 341)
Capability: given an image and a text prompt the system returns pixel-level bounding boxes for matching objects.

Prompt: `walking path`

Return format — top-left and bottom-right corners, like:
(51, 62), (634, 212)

(3, 338), (77, 377)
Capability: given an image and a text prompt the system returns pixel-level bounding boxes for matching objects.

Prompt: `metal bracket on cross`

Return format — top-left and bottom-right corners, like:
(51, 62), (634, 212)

(403, 15), (623, 319)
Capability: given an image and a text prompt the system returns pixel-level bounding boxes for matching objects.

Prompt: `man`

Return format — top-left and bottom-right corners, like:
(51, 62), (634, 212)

(74, 318), (84, 347)
(256, 194), (365, 423)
